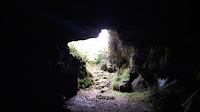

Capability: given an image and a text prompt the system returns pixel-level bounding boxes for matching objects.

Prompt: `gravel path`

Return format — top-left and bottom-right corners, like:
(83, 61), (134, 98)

(65, 89), (154, 112)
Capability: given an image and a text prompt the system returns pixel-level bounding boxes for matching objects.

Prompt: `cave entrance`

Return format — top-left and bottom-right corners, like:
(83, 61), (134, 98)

(67, 29), (111, 90)
(66, 29), (153, 112)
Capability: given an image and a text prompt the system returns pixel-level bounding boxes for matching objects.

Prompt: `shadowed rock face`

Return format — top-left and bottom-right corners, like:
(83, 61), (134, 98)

(131, 75), (148, 92)
(2, 0), (200, 112)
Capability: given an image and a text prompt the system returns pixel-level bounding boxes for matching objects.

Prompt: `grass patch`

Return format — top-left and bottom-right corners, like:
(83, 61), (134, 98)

(86, 66), (93, 76)
(113, 90), (150, 100)
(110, 69), (130, 90)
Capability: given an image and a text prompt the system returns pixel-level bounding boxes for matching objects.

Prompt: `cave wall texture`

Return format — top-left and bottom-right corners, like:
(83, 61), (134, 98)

(2, 0), (200, 112)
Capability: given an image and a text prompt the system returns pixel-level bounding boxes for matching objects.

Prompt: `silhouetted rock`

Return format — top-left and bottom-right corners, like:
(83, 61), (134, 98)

(107, 66), (115, 73)
(119, 80), (132, 92)
(101, 64), (107, 71)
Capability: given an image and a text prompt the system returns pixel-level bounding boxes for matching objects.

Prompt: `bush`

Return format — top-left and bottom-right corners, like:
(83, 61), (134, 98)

(96, 51), (107, 64)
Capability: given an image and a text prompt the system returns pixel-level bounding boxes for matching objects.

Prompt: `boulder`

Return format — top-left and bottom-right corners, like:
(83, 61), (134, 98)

(101, 64), (107, 71)
(106, 61), (116, 73)
(107, 65), (115, 73)
(131, 75), (148, 92)
(119, 80), (132, 92)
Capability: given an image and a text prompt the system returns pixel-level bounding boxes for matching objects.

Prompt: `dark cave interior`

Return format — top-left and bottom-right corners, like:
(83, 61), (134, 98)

(1, 1), (200, 112)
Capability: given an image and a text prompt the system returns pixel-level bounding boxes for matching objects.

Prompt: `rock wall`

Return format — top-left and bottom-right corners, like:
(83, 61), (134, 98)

(107, 28), (200, 112)
(117, 32), (200, 112)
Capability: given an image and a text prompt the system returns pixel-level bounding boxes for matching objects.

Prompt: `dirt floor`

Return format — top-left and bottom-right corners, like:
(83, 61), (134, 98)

(64, 64), (154, 112)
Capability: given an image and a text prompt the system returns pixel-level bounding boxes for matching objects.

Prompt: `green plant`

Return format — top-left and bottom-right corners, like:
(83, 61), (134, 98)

(78, 77), (93, 89)
(115, 67), (120, 74)
(113, 90), (150, 100)
(96, 51), (107, 64)
(77, 61), (93, 89)
(111, 69), (130, 90)
(68, 42), (77, 52)
(86, 67), (93, 77)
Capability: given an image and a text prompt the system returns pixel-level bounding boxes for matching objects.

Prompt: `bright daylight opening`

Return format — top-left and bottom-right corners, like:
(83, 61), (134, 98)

(67, 29), (109, 63)
(67, 29), (110, 91)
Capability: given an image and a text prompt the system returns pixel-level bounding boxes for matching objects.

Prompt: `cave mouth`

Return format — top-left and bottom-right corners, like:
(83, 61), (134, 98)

(67, 29), (110, 90)
(65, 29), (154, 112)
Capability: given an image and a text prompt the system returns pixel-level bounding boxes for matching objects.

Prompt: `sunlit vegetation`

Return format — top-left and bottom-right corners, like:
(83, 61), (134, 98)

(113, 90), (150, 100)
(68, 29), (109, 89)
(68, 29), (109, 64)
(111, 68), (131, 90)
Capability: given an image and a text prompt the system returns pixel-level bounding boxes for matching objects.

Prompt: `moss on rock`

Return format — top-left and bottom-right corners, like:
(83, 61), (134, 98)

(78, 61), (93, 89)
(78, 77), (93, 89)
(111, 69), (131, 91)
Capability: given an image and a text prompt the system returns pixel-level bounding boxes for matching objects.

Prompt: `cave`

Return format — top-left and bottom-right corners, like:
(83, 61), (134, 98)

(2, 1), (200, 112)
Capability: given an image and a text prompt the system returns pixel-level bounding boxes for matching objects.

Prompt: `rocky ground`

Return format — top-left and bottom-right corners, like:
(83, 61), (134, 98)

(65, 64), (154, 112)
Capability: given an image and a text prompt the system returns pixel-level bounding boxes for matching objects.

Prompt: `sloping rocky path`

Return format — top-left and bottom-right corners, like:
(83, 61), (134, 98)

(65, 64), (154, 112)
